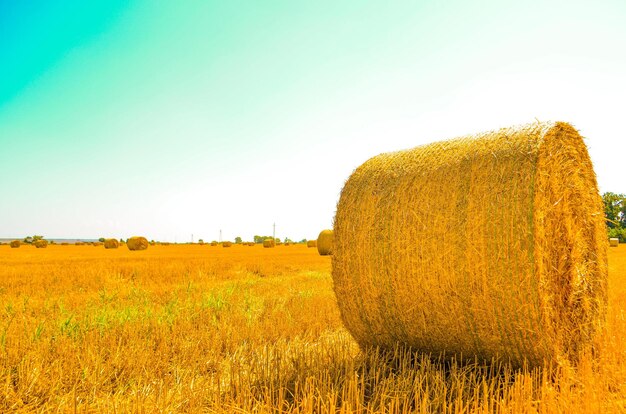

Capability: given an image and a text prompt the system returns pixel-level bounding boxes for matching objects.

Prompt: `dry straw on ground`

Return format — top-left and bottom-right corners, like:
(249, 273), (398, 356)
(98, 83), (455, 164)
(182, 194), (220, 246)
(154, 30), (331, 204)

(10, 240), (21, 248)
(610, 238), (619, 247)
(104, 239), (119, 249)
(263, 239), (275, 248)
(34, 240), (48, 249)
(333, 121), (608, 368)
(307, 240), (317, 248)
(127, 237), (149, 251)
(317, 230), (334, 256)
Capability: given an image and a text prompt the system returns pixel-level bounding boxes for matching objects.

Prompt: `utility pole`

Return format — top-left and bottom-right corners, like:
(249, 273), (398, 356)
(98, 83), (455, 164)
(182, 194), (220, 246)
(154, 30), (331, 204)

(273, 223), (276, 241)
(219, 229), (222, 243)
(191, 234), (194, 244)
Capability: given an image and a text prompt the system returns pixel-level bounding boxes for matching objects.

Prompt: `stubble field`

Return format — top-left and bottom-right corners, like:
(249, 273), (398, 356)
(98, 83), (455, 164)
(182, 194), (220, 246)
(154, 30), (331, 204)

(1, 243), (625, 413)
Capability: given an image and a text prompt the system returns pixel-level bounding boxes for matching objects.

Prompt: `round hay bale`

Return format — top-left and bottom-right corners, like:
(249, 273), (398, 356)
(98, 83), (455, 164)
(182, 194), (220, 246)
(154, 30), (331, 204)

(222, 241), (233, 247)
(609, 238), (619, 247)
(211, 241), (218, 246)
(307, 240), (317, 248)
(317, 230), (334, 256)
(34, 240), (48, 249)
(127, 236), (149, 251)
(263, 239), (275, 248)
(10, 240), (21, 248)
(333, 121), (607, 368)
(104, 239), (119, 249)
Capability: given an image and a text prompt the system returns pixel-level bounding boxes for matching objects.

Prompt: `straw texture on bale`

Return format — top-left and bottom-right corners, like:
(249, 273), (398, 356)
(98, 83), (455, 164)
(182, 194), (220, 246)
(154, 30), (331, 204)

(10, 240), (21, 248)
(307, 240), (317, 248)
(34, 240), (48, 248)
(333, 121), (607, 368)
(609, 238), (619, 247)
(317, 230), (334, 256)
(127, 236), (149, 251)
(104, 239), (119, 249)
(263, 239), (275, 248)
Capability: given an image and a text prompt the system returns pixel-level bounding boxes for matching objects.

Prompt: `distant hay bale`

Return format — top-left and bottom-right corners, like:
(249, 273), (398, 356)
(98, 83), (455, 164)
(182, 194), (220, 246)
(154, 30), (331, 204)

(222, 241), (233, 247)
(307, 240), (317, 248)
(317, 230), (334, 256)
(10, 240), (21, 248)
(263, 239), (275, 248)
(34, 240), (48, 249)
(61, 242), (69, 246)
(211, 241), (218, 246)
(333, 121), (607, 368)
(610, 238), (619, 247)
(127, 236), (149, 251)
(104, 239), (119, 249)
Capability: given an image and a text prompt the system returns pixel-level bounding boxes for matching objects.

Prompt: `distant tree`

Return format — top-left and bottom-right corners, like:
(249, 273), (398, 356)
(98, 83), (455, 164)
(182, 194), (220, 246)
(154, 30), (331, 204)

(98, 237), (105, 243)
(283, 237), (293, 243)
(603, 192), (626, 228)
(198, 239), (204, 244)
(235, 236), (242, 244)
(23, 236), (33, 244)
(299, 239), (307, 244)
(254, 235), (274, 244)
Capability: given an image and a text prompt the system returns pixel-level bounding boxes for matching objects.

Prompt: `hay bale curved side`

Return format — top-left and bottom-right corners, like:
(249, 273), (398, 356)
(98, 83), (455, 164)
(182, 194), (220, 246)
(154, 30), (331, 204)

(263, 239), (275, 248)
(127, 236), (149, 251)
(333, 121), (607, 368)
(317, 230), (334, 256)
(10, 240), (21, 248)
(104, 239), (120, 249)
(34, 240), (48, 248)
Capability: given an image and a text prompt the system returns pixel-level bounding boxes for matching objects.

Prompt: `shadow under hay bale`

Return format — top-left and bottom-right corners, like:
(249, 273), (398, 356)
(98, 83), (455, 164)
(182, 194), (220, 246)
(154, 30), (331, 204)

(333, 121), (607, 368)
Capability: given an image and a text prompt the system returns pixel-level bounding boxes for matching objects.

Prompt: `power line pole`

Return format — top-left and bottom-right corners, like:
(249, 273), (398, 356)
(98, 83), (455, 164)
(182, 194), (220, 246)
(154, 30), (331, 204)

(273, 222), (276, 241)
(191, 234), (194, 244)
(219, 229), (222, 243)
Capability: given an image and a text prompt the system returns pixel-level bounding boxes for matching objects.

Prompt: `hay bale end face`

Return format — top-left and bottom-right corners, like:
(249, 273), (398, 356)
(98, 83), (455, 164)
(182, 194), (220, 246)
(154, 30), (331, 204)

(34, 240), (48, 248)
(10, 240), (21, 248)
(104, 239), (120, 249)
(333, 121), (607, 368)
(127, 236), (149, 251)
(609, 238), (619, 247)
(307, 240), (317, 248)
(263, 239), (275, 248)
(317, 230), (334, 256)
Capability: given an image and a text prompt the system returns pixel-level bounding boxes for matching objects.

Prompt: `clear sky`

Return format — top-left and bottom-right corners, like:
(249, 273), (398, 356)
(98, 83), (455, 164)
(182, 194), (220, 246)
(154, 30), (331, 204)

(1, 0), (625, 242)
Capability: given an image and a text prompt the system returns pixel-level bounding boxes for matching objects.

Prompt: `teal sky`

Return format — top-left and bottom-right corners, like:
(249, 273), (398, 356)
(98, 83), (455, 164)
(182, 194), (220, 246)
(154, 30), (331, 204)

(1, 0), (625, 241)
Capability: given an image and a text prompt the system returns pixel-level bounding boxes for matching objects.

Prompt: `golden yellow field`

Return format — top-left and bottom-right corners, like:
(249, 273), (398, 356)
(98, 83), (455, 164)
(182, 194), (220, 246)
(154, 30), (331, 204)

(1, 243), (625, 413)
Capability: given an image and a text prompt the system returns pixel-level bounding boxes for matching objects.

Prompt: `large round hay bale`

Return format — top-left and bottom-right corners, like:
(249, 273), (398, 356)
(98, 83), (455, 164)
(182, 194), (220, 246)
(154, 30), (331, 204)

(127, 236), (149, 251)
(317, 230), (334, 256)
(34, 240), (48, 249)
(333, 121), (607, 368)
(307, 240), (317, 248)
(10, 240), (21, 248)
(263, 239), (275, 248)
(609, 238), (619, 247)
(104, 239), (119, 249)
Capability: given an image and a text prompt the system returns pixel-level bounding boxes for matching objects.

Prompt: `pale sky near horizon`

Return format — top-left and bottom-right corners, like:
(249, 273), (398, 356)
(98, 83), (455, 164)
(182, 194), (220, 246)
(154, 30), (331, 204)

(1, 0), (625, 242)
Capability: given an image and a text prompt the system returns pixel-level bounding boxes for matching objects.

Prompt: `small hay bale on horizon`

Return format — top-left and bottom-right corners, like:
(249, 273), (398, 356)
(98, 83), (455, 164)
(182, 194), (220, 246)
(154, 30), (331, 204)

(222, 241), (233, 247)
(307, 240), (317, 248)
(104, 239), (120, 249)
(263, 239), (275, 248)
(127, 236), (149, 251)
(34, 240), (48, 249)
(610, 238), (619, 247)
(332, 121), (607, 368)
(317, 230), (334, 256)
